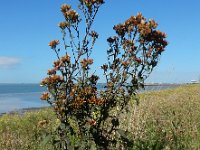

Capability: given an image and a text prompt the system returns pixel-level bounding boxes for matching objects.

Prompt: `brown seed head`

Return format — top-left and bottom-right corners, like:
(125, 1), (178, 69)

(61, 4), (71, 13)
(47, 69), (56, 75)
(58, 21), (69, 30)
(80, 58), (93, 68)
(48, 40), (59, 48)
(90, 31), (99, 38)
(38, 120), (48, 127)
(40, 92), (50, 100)
(101, 64), (108, 71)
(64, 10), (79, 23)
(61, 54), (71, 63)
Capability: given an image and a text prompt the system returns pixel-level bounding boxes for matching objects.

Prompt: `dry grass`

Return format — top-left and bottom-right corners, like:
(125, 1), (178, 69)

(0, 84), (200, 149)
(121, 84), (200, 149)
(0, 108), (57, 149)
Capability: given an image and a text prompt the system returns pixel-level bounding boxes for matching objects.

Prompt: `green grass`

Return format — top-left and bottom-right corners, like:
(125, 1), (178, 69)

(0, 84), (200, 149)
(0, 108), (58, 149)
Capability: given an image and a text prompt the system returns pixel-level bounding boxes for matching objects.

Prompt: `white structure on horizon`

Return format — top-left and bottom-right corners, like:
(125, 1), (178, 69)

(190, 80), (198, 84)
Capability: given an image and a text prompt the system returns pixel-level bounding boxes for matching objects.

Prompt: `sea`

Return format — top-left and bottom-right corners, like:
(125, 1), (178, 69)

(0, 83), (180, 114)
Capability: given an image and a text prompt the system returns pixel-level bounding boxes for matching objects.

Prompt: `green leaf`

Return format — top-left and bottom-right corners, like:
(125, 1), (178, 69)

(41, 134), (52, 145)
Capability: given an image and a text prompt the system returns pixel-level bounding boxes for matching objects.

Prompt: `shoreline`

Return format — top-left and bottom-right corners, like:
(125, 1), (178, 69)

(0, 106), (50, 117)
(1, 84), (193, 117)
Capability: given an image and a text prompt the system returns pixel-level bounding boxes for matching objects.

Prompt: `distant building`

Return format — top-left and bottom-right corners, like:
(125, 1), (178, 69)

(191, 80), (198, 84)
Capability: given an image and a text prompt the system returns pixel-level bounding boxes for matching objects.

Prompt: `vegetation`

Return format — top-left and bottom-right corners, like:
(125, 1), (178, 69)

(40, 0), (167, 149)
(0, 108), (57, 149)
(1, 84), (200, 149)
(131, 84), (200, 149)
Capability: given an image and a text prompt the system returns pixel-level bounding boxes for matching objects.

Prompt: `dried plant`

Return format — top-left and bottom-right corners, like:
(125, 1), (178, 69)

(40, 0), (167, 149)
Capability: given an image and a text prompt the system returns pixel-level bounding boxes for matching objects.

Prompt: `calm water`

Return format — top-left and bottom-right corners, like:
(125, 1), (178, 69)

(0, 83), (179, 114)
(0, 84), (48, 114)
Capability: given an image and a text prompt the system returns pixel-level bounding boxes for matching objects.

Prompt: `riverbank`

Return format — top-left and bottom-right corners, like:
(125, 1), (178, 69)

(0, 84), (200, 149)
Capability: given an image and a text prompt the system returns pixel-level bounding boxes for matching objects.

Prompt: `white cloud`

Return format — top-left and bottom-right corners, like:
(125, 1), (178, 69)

(0, 56), (20, 68)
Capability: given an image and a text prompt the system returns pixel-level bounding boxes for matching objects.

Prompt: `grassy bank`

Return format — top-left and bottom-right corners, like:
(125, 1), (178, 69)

(0, 108), (58, 149)
(128, 84), (200, 149)
(0, 84), (200, 149)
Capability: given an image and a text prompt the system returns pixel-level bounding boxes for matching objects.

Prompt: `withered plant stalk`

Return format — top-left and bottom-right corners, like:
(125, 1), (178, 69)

(41, 0), (167, 149)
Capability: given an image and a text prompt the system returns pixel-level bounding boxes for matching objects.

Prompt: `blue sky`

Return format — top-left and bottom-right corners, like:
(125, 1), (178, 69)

(0, 0), (200, 83)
